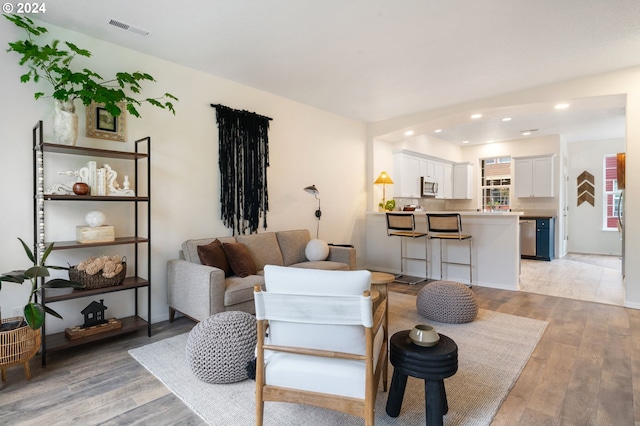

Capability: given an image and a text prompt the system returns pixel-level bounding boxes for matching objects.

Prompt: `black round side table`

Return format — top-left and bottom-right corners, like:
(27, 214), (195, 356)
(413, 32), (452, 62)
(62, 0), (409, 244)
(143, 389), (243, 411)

(385, 330), (458, 426)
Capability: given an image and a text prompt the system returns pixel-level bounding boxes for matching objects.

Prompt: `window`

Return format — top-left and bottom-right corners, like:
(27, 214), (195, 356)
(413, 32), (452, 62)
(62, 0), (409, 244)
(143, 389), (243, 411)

(481, 157), (511, 211)
(604, 154), (622, 230)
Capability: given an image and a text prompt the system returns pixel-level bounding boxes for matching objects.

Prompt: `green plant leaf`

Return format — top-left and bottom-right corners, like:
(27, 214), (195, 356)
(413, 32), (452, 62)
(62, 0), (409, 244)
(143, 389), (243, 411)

(24, 265), (50, 279)
(18, 237), (35, 264)
(23, 303), (45, 329)
(0, 270), (28, 283)
(5, 13), (178, 118)
(43, 305), (63, 321)
(40, 242), (54, 265)
(43, 278), (83, 289)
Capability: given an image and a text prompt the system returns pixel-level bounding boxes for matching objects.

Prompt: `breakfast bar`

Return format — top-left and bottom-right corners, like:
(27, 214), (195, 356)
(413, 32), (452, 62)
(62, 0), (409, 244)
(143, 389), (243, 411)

(365, 211), (522, 290)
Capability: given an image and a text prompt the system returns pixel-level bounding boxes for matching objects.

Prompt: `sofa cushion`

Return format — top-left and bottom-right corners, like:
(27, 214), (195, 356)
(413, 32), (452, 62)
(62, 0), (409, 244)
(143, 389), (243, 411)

(276, 230), (311, 266)
(182, 236), (236, 263)
(224, 275), (265, 306)
(222, 242), (257, 278)
(197, 239), (232, 277)
(235, 232), (284, 271)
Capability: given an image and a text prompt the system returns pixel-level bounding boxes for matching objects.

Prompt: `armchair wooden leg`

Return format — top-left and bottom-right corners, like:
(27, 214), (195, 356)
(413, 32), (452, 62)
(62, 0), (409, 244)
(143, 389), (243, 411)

(169, 307), (176, 323)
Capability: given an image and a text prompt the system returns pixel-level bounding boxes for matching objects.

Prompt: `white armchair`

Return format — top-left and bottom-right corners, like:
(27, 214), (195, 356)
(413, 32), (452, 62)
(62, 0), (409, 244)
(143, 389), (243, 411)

(253, 265), (387, 425)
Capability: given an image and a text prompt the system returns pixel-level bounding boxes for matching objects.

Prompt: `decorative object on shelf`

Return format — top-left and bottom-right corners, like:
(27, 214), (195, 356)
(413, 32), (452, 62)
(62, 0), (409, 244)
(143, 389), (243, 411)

(103, 164), (135, 196)
(45, 167), (90, 195)
(303, 184), (322, 238)
(72, 182), (89, 195)
(69, 255), (126, 289)
(82, 299), (108, 328)
(0, 238), (83, 330)
(53, 99), (78, 145)
(86, 102), (126, 142)
(4, 14), (178, 145)
(65, 301), (122, 341)
(374, 171), (394, 212)
(85, 210), (106, 227)
(0, 316), (41, 381)
(211, 104), (271, 235)
(77, 210), (114, 243)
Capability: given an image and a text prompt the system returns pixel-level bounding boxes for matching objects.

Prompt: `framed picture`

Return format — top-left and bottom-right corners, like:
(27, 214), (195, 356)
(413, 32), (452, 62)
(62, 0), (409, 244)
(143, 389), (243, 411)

(86, 102), (126, 142)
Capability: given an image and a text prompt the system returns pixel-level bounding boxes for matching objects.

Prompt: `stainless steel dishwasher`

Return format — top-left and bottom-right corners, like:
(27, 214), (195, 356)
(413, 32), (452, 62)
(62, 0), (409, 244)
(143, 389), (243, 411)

(520, 220), (536, 257)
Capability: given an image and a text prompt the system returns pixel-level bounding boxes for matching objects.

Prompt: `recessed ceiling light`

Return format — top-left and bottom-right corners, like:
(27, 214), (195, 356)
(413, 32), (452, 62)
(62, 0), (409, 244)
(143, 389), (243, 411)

(462, 140), (469, 144)
(522, 131), (531, 136)
(471, 113), (482, 119)
(502, 117), (512, 122)
(486, 140), (494, 144)
(434, 129), (443, 133)
(404, 130), (414, 136)
(554, 103), (570, 110)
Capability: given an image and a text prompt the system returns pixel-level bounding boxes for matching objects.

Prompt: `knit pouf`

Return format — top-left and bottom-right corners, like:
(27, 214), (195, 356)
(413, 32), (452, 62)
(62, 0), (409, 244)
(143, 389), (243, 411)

(186, 311), (257, 384)
(416, 281), (478, 324)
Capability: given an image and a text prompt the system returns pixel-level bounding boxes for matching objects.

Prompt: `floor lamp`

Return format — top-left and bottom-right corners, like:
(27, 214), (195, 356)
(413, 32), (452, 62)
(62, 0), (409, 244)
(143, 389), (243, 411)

(304, 185), (321, 238)
(374, 171), (394, 210)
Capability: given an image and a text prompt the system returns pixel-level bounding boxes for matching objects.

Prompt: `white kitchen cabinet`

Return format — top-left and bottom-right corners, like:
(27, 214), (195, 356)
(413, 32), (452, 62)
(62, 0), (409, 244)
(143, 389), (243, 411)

(453, 162), (473, 199)
(439, 163), (453, 199)
(393, 153), (421, 197)
(513, 155), (555, 198)
(393, 150), (456, 199)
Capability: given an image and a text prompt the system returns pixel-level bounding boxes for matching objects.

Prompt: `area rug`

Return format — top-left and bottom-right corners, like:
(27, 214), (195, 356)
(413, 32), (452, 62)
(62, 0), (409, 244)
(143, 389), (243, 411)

(129, 292), (547, 425)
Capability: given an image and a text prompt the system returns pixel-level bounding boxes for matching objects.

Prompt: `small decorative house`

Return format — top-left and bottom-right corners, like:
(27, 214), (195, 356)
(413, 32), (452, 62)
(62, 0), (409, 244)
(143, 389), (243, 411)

(81, 299), (108, 328)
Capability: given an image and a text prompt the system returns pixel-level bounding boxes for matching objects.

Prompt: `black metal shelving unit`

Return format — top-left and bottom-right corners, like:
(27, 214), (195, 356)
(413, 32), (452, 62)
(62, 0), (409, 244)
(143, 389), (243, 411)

(33, 121), (151, 367)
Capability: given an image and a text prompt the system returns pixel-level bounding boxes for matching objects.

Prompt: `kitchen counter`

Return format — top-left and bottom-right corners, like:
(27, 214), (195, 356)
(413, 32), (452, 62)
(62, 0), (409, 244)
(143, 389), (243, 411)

(365, 211), (521, 290)
(368, 210), (523, 216)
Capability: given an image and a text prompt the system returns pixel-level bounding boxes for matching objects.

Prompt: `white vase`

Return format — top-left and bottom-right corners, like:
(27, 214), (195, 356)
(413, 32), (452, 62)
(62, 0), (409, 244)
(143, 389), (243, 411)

(53, 99), (78, 145)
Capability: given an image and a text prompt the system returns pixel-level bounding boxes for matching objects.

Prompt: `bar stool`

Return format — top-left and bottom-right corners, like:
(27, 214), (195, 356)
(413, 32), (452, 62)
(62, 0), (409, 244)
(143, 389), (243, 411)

(426, 213), (472, 285)
(385, 212), (427, 285)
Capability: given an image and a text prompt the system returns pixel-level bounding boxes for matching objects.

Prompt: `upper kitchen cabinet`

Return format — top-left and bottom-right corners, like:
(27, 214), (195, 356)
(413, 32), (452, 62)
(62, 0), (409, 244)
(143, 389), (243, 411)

(513, 154), (555, 198)
(433, 162), (453, 199)
(453, 162), (473, 199)
(393, 153), (421, 197)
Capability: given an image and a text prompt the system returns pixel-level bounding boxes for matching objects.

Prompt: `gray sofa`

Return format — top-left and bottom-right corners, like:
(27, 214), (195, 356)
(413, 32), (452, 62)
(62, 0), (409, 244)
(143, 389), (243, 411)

(167, 229), (356, 322)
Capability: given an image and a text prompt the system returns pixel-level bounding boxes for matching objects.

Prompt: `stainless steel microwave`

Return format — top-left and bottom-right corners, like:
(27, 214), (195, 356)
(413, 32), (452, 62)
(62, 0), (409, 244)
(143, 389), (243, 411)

(421, 177), (438, 197)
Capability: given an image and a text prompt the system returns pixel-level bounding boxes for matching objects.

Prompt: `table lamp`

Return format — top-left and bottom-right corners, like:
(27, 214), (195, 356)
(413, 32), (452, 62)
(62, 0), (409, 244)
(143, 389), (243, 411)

(374, 171), (394, 209)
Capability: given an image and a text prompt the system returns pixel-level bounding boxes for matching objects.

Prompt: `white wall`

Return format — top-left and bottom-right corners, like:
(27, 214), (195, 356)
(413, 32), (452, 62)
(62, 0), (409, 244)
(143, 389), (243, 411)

(0, 21), (367, 333)
(567, 139), (625, 255)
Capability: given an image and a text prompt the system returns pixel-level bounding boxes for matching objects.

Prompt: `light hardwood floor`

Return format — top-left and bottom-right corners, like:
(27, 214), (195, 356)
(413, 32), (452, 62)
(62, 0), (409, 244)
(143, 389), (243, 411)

(519, 253), (624, 306)
(1, 283), (638, 425)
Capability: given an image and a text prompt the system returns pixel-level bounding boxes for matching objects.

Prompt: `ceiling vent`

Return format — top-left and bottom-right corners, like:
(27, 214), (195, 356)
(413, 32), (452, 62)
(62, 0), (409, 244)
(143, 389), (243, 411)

(108, 18), (150, 36)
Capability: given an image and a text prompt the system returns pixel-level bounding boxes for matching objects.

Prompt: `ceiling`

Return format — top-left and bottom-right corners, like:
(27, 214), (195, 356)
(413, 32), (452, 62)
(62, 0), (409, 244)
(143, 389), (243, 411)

(29, 0), (640, 143)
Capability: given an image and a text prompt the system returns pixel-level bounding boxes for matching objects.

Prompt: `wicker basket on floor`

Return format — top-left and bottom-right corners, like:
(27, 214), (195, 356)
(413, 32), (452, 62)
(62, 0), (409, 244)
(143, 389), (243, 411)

(0, 317), (41, 381)
(68, 261), (127, 290)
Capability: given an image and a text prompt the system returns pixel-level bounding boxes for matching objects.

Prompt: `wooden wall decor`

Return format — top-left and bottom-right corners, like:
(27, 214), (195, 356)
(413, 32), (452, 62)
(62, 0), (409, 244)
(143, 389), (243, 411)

(577, 171), (595, 206)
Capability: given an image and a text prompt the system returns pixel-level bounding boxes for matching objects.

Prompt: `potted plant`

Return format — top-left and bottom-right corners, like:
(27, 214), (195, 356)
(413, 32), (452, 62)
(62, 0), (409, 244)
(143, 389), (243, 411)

(0, 238), (82, 331)
(0, 238), (82, 380)
(3, 14), (178, 145)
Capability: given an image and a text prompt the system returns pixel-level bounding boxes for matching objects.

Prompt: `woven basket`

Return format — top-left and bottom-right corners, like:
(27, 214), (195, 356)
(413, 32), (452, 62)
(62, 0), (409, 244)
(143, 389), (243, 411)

(0, 317), (41, 378)
(69, 260), (127, 290)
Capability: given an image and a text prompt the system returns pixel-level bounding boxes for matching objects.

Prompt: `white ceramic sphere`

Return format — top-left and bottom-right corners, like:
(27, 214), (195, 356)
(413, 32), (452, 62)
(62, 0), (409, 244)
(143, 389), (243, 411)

(305, 239), (330, 261)
(85, 210), (106, 227)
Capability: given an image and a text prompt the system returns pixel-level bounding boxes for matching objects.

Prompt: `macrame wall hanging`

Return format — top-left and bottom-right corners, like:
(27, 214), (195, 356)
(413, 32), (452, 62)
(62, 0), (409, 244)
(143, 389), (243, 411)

(211, 104), (271, 235)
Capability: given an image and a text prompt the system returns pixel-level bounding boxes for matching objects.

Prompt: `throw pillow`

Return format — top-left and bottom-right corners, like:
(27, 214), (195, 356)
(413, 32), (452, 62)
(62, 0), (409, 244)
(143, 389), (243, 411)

(305, 239), (330, 261)
(197, 239), (232, 277)
(222, 242), (257, 277)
